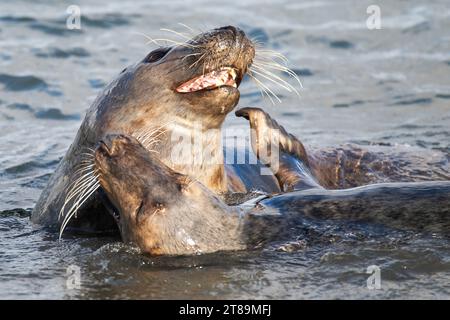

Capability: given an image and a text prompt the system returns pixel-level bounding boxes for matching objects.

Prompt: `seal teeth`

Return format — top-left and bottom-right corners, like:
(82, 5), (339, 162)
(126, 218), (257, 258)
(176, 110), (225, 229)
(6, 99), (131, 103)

(176, 67), (238, 93)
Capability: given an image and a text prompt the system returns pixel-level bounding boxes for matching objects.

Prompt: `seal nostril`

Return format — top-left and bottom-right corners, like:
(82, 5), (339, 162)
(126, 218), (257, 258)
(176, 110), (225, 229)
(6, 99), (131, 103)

(98, 140), (111, 155)
(102, 134), (129, 154)
(101, 135), (118, 155)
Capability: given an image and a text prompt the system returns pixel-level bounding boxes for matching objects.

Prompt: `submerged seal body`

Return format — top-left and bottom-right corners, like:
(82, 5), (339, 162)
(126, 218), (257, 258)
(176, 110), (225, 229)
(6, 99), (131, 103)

(94, 134), (450, 255)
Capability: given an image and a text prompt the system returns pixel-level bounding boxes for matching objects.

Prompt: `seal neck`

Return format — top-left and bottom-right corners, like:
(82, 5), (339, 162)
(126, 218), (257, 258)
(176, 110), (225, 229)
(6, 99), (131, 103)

(157, 119), (228, 193)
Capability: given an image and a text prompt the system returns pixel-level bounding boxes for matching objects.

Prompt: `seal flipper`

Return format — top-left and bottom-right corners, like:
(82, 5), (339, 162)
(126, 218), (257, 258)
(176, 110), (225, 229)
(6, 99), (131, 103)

(236, 107), (322, 191)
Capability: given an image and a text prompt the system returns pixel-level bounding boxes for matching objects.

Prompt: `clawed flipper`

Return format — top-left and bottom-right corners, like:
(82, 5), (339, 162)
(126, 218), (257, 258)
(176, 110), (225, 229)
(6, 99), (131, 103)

(236, 107), (321, 191)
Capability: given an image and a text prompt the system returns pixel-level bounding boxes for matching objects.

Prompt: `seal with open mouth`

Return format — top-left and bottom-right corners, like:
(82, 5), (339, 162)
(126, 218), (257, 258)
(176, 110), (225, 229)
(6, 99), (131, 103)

(31, 25), (449, 238)
(31, 26), (278, 233)
(93, 134), (450, 255)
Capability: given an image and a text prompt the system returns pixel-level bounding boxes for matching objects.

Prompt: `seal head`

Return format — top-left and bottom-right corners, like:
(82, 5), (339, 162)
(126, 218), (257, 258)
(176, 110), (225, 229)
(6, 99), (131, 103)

(32, 26), (256, 230)
(95, 134), (246, 255)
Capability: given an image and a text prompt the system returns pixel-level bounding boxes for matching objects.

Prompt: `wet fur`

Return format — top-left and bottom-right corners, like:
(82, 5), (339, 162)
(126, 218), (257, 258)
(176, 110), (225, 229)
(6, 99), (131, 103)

(32, 27), (449, 244)
(32, 26), (255, 230)
(95, 134), (450, 255)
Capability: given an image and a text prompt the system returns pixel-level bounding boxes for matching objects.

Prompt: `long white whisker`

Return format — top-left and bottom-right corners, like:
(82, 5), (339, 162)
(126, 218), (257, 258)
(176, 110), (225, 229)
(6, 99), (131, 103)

(59, 182), (100, 239)
(79, 153), (95, 158)
(60, 174), (98, 218)
(134, 31), (199, 49)
(253, 61), (303, 89)
(249, 67), (298, 95)
(256, 50), (289, 63)
(76, 160), (95, 166)
(190, 52), (206, 69)
(63, 174), (97, 203)
(181, 52), (203, 63)
(247, 72), (276, 105)
(72, 181), (99, 213)
(65, 174), (98, 200)
(65, 168), (97, 193)
(249, 72), (281, 103)
(132, 121), (173, 154)
(253, 59), (292, 73)
(141, 135), (158, 145)
(141, 128), (167, 145)
(160, 28), (191, 40)
(71, 164), (95, 177)
(247, 72), (268, 99)
(250, 65), (300, 96)
(146, 38), (198, 48)
(178, 23), (196, 34)
(60, 179), (99, 228)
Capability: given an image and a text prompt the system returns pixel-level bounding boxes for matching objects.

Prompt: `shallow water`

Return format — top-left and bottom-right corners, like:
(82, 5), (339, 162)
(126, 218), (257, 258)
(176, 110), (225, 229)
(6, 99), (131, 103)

(1, 0), (450, 299)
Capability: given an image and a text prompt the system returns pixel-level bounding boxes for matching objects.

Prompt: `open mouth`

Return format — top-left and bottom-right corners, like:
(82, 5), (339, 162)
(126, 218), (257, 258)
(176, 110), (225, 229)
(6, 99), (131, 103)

(176, 67), (238, 93)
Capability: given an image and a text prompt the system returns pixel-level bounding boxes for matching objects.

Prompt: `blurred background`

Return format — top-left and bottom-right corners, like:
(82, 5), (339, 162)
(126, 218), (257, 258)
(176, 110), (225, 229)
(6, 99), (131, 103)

(0, 0), (449, 299)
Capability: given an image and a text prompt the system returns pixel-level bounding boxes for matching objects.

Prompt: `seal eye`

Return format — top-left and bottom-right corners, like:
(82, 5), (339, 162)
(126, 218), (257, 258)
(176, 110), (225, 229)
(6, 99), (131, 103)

(143, 47), (170, 63)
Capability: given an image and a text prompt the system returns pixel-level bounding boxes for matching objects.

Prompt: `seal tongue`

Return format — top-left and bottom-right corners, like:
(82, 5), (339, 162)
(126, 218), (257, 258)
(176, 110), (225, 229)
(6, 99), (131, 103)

(176, 67), (237, 93)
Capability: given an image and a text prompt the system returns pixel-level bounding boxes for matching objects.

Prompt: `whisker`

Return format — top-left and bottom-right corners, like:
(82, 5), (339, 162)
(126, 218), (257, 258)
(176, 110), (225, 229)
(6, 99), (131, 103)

(74, 165), (94, 175)
(72, 163), (95, 173)
(134, 31), (199, 49)
(178, 23), (197, 34)
(251, 71), (282, 103)
(59, 181), (100, 239)
(147, 37), (198, 49)
(181, 52), (203, 63)
(72, 180), (100, 212)
(59, 145), (98, 224)
(247, 72), (278, 104)
(68, 167), (96, 185)
(60, 176), (99, 222)
(189, 52), (207, 69)
(64, 167), (96, 198)
(60, 174), (98, 218)
(141, 127), (167, 143)
(132, 120), (173, 153)
(250, 36), (263, 45)
(253, 60), (303, 89)
(253, 58), (296, 74)
(141, 131), (165, 145)
(66, 172), (98, 196)
(141, 135), (159, 146)
(79, 153), (95, 159)
(160, 28), (192, 40)
(250, 67), (293, 92)
(249, 34), (267, 45)
(133, 31), (161, 45)
(255, 50), (287, 59)
(250, 65), (300, 96)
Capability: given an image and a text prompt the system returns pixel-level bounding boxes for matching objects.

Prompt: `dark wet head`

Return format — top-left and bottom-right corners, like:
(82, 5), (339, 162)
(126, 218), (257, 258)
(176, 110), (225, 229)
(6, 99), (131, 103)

(102, 26), (255, 130)
(172, 26), (254, 93)
(94, 134), (246, 255)
(144, 26), (254, 121)
(94, 134), (189, 251)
